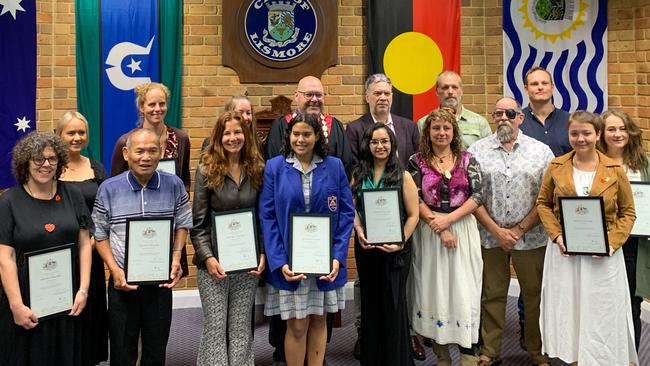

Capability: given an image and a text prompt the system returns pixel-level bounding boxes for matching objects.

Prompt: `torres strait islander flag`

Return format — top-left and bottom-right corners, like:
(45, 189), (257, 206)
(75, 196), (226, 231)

(75, 0), (182, 170)
(503, 0), (608, 112)
(367, 0), (461, 121)
(0, 0), (35, 189)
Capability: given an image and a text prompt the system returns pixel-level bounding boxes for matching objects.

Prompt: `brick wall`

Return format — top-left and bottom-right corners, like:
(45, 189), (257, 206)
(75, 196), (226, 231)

(33, 0), (650, 289)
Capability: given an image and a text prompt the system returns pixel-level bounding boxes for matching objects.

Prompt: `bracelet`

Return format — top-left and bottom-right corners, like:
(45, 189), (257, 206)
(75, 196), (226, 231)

(78, 289), (89, 297)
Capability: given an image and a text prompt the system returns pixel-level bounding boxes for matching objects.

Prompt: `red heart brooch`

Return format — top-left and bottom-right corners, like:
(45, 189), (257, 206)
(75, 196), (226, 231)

(44, 223), (55, 233)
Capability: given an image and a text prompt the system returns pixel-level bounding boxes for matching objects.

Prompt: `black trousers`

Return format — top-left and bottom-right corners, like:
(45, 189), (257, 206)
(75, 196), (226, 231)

(623, 238), (642, 351)
(107, 278), (172, 366)
(268, 313), (335, 356)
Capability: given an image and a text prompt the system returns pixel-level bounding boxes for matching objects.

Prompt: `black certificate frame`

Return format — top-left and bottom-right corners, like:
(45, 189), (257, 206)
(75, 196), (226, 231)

(359, 187), (405, 245)
(125, 216), (174, 285)
(289, 213), (333, 277)
(630, 182), (650, 237)
(211, 208), (260, 274)
(25, 243), (75, 321)
(558, 196), (609, 256)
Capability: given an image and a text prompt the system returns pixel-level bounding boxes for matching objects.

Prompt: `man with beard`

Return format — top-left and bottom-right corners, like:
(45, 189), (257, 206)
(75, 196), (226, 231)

(521, 66), (571, 157)
(467, 97), (553, 366)
(345, 73), (421, 360)
(263, 75), (352, 366)
(264, 75), (352, 174)
(417, 70), (491, 150)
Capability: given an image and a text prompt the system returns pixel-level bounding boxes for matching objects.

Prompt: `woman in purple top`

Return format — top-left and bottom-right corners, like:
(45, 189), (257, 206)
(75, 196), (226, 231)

(407, 108), (483, 366)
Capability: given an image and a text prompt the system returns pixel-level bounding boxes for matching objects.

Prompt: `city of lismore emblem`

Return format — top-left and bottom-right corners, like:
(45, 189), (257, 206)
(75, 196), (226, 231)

(245, 0), (317, 61)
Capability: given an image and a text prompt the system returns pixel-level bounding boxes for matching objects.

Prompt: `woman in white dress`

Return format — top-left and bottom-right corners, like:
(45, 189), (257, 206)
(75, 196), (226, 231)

(407, 108), (483, 366)
(536, 110), (638, 365)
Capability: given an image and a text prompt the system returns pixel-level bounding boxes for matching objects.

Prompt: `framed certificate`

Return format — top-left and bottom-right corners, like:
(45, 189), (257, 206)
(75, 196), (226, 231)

(25, 243), (75, 321)
(125, 217), (173, 285)
(157, 158), (177, 175)
(211, 208), (259, 273)
(558, 196), (609, 256)
(360, 188), (404, 245)
(630, 182), (650, 236)
(289, 213), (332, 276)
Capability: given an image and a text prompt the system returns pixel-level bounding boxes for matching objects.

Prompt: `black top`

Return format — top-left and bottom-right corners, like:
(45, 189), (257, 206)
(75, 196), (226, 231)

(63, 160), (107, 212)
(520, 106), (571, 157)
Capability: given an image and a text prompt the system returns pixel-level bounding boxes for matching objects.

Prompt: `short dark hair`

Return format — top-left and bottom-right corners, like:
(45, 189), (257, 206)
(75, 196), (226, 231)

(524, 66), (553, 85)
(12, 132), (69, 184)
(282, 113), (329, 158)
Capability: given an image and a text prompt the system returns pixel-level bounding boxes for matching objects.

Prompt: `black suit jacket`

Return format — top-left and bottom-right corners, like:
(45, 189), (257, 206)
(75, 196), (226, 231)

(345, 113), (420, 169)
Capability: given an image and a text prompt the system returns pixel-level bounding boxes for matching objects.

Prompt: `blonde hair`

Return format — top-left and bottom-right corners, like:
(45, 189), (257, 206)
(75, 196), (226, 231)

(135, 82), (170, 125)
(56, 111), (90, 149)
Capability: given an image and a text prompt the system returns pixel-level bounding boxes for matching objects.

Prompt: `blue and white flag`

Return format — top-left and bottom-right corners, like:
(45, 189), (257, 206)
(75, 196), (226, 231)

(503, 0), (607, 113)
(0, 0), (35, 188)
(100, 0), (159, 168)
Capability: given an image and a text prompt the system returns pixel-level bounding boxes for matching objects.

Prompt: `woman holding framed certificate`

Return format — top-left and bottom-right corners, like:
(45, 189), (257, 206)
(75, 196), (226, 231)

(350, 123), (419, 366)
(537, 110), (638, 365)
(0, 133), (92, 365)
(259, 112), (354, 366)
(56, 111), (109, 364)
(109, 82), (191, 276)
(406, 108), (484, 366)
(191, 111), (266, 365)
(598, 109), (650, 352)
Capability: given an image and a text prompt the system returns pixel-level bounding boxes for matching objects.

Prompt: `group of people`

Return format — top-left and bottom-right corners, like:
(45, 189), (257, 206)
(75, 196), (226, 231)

(0, 67), (646, 366)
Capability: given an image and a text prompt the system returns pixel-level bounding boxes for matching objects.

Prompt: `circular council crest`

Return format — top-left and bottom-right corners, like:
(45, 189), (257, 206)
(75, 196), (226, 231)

(245, 0), (318, 62)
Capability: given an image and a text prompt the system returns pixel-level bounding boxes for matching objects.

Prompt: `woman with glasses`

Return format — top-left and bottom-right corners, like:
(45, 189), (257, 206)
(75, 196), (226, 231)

(408, 109), (483, 366)
(351, 123), (419, 365)
(56, 111), (109, 365)
(0, 132), (92, 365)
(537, 111), (638, 365)
(598, 109), (649, 353)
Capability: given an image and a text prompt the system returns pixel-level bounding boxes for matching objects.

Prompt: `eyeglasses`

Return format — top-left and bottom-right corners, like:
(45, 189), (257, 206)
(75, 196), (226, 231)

(297, 91), (325, 100)
(369, 138), (391, 146)
(492, 109), (520, 119)
(32, 156), (59, 166)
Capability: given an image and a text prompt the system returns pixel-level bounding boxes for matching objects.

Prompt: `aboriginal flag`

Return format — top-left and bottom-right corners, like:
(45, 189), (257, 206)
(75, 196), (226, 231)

(367, 0), (461, 121)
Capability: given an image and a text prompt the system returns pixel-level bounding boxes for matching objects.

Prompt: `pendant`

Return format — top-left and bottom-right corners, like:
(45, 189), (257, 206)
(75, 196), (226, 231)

(439, 158), (444, 163)
(444, 170), (451, 179)
(44, 223), (56, 233)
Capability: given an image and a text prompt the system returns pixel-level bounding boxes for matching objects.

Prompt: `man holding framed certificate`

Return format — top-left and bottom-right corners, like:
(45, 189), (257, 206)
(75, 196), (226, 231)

(92, 129), (192, 366)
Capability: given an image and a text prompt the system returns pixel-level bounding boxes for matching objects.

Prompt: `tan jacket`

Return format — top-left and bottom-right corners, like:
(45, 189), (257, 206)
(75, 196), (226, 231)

(536, 150), (636, 251)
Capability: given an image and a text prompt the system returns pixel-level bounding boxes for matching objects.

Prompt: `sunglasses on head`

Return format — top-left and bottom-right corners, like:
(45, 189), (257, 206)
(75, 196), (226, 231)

(492, 109), (520, 119)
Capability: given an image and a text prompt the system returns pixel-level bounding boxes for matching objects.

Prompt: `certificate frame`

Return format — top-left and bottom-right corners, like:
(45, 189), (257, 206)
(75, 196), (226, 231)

(630, 182), (650, 236)
(558, 196), (609, 256)
(359, 187), (405, 245)
(25, 243), (75, 321)
(211, 208), (260, 274)
(289, 213), (332, 276)
(157, 158), (177, 175)
(125, 217), (174, 285)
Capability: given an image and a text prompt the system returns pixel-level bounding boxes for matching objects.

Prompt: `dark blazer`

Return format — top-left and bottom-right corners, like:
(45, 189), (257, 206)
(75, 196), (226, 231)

(346, 113), (420, 169)
(263, 114), (353, 176)
(258, 155), (354, 291)
(110, 126), (191, 193)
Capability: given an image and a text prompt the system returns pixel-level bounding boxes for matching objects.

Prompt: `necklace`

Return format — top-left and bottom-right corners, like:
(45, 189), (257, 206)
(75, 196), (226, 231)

(432, 155), (455, 179)
(433, 152), (452, 163)
(25, 180), (55, 199)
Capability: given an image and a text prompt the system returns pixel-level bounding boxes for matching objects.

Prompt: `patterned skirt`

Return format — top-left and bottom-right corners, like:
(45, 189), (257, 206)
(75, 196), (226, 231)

(264, 277), (345, 320)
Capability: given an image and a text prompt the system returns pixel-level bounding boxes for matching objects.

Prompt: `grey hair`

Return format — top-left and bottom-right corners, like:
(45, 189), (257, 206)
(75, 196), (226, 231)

(125, 128), (160, 150)
(436, 70), (463, 88)
(495, 96), (523, 112)
(56, 111), (90, 148)
(12, 132), (69, 184)
(364, 73), (392, 91)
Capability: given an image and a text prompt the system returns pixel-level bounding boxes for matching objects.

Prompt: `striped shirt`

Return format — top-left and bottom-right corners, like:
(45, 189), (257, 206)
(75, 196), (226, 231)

(92, 170), (192, 269)
(286, 154), (323, 213)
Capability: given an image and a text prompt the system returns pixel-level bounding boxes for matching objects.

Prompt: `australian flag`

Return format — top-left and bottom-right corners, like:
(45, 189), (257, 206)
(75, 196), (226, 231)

(0, 0), (36, 188)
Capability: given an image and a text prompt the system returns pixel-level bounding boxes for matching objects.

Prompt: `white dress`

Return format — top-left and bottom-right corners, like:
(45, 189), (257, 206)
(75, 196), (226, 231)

(409, 213), (483, 347)
(540, 168), (638, 365)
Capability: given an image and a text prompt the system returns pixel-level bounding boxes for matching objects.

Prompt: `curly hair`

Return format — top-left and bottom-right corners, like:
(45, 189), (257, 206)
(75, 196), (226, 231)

(598, 109), (649, 172)
(200, 111), (265, 190)
(12, 132), (69, 184)
(419, 108), (462, 165)
(135, 82), (170, 126)
(282, 112), (329, 158)
(351, 123), (402, 194)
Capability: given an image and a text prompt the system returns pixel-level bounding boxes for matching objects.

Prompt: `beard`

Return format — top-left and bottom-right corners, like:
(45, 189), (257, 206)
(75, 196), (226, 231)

(441, 96), (459, 113)
(496, 121), (514, 143)
(302, 101), (323, 114)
